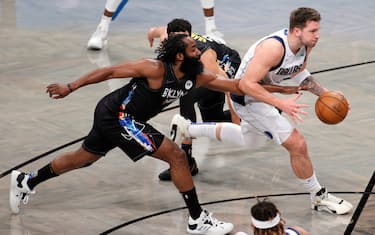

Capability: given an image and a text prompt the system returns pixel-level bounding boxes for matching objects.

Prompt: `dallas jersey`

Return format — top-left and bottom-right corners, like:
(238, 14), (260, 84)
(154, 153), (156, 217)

(235, 227), (301, 235)
(235, 28), (307, 85)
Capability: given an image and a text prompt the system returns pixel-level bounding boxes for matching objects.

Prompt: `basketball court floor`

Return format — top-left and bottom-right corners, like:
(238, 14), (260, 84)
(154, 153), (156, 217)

(0, 1), (374, 234)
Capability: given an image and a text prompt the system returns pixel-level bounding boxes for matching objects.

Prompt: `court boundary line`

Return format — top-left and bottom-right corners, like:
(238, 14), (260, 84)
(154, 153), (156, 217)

(344, 171), (375, 235)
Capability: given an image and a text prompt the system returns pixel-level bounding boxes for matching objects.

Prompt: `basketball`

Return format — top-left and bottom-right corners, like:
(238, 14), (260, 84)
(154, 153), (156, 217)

(315, 91), (349, 124)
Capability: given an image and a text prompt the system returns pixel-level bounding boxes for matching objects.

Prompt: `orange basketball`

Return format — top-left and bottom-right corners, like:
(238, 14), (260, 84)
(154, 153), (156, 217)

(315, 91), (349, 125)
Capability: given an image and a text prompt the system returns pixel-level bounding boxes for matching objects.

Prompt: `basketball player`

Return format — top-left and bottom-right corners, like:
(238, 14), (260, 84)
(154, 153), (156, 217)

(10, 35), (242, 235)
(169, 7), (353, 214)
(235, 200), (310, 235)
(87, 0), (224, 50)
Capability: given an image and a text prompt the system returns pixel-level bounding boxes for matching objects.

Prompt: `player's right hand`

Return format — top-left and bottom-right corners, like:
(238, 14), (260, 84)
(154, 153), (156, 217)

(46, 83), (70, 99)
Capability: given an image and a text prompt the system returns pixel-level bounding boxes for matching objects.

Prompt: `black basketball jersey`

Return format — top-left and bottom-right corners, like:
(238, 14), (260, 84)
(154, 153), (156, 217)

(191, 32), (241, 65)
(100, 62), (196, 122)
(191, 32), (241, 78)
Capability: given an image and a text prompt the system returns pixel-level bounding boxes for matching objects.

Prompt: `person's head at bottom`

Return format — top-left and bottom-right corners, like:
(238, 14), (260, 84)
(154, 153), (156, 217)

(250, 200), (285, 235)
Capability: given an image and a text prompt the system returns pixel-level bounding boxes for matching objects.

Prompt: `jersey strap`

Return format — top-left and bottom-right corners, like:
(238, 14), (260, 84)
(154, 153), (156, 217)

(268, 36), (286, 71)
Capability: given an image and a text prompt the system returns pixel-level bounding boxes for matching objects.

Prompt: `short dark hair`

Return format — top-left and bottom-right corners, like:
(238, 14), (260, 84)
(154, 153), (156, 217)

(167, 18), (192, 36)
(156, 34), (189, 63)
(289, 7), (321, 30)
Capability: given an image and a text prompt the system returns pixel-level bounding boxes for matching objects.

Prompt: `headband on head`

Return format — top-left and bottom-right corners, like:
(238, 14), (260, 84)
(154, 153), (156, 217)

(251, 213), (280, 229)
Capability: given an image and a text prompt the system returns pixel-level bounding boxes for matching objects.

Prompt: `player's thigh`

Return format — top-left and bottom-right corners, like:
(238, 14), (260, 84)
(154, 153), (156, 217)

(151, 137), (185, 163)
(234, 101), (293, 145)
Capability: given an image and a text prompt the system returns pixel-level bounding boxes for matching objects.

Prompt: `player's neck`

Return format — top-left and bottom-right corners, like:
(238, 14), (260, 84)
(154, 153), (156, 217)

(287, 35), (303, 55)
(173, 64), (186, 80)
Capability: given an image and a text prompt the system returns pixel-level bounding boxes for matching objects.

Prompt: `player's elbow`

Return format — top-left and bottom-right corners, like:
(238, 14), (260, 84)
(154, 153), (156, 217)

(238, 79), (256, 94)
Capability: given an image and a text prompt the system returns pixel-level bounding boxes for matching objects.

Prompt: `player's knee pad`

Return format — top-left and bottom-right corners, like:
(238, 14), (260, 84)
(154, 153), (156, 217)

(105, 0), (123, 12)
(200, 0), (214, 9)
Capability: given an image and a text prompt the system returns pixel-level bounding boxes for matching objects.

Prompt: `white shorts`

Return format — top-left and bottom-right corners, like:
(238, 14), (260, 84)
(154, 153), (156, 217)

(233, 98), (293, 145)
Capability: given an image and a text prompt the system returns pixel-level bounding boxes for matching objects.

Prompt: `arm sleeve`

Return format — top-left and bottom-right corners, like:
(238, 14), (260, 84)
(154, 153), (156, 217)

(293, 69), (311, 85)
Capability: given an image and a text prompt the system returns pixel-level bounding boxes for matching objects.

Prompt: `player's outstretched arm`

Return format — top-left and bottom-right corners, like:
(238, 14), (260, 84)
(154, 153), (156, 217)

(46, 59), (160, 99)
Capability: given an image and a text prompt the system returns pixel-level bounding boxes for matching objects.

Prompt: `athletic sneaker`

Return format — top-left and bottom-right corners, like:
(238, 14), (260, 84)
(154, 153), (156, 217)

(187, 209), (233, 235)
(158, 157), (199, 181)
(9, 170), (35, 214)
(169, 114), (191, 146)
(311, 187), (353, 215)
(87, 25), (108, 50)
(205, 29), (226, 45)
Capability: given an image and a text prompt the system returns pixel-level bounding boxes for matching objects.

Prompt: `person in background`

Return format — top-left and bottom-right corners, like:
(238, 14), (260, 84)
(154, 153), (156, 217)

(87, 0), (225, 50)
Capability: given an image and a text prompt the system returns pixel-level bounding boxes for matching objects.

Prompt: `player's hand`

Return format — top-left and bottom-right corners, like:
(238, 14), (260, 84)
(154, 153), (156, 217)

(147, 28), (156, 47)
(279, 93), (309, 123)
(46, 83), (71, 99)
(147, 28), (168, 47)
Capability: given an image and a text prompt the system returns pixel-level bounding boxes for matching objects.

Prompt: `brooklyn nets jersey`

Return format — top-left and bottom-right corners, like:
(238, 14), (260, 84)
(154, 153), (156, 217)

(100, 62), (196, 122)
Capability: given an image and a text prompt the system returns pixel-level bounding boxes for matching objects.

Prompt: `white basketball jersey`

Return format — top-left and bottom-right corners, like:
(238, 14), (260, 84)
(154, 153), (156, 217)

(235, 28), (307, 85)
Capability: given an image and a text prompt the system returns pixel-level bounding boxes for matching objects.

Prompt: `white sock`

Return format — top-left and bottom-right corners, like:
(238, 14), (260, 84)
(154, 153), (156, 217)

(99, 15), (111, 30)
(300, 172), (322, 195)
(205, 16), (217, 33)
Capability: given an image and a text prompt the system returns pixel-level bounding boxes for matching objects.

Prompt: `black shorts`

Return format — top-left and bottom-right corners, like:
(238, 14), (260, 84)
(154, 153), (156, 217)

(83, 102), (164, 162)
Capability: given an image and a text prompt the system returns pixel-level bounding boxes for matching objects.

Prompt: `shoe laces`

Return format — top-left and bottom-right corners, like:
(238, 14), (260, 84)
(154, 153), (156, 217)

(313, 187), (328, 203)
(21, 192), (31, 205)
(18, 172), (35, 205)
(202, 210), (220, 226)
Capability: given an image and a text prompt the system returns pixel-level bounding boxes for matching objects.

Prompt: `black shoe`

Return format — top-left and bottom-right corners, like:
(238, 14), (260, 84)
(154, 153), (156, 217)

(158, 158), (199, 181)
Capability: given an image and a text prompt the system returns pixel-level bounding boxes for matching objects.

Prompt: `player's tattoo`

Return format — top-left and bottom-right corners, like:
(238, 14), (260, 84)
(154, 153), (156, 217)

(300, 76), (326, 96)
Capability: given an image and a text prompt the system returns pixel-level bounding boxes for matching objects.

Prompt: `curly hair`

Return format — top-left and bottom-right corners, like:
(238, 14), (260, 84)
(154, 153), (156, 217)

(156, 34), (188, 64)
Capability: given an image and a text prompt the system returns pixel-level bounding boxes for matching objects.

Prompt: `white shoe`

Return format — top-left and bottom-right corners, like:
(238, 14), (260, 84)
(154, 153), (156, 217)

(9, 170), (35, 214)
(187, 209), (233, 235)
(311, 187), (353, 215)
(169, 114), (191, 146)
(205, 29), (226, 45)
(87, 25), (108, 50)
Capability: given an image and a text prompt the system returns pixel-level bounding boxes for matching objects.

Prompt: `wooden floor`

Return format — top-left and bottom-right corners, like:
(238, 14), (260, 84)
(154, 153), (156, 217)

(0, 0), (374, 234)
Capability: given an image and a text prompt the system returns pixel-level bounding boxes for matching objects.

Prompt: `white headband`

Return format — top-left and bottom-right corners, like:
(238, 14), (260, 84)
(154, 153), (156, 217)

(251, 213), (280, 229)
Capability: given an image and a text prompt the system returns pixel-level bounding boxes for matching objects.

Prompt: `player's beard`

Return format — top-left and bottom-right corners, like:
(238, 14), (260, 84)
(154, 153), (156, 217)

(180, 55), (204, 77)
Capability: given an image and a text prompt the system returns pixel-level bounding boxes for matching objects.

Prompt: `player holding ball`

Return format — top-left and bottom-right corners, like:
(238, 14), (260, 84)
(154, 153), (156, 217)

(169, 7), (353, 215)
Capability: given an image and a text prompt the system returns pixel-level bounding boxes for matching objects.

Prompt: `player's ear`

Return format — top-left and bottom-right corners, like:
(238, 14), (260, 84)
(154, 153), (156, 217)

(176, 52), (184, 61)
